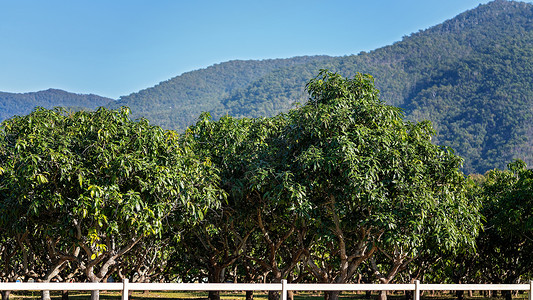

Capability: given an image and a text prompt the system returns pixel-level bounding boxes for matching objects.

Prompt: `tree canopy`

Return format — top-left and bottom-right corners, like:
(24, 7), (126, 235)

(0, 107), (224, 300)
(1, 69), (530, 300)
(280, 71), (481, 300)
(181, 70), (483, 300)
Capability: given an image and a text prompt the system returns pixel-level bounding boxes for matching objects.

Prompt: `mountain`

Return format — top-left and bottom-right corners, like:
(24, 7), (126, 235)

(111, 56), (332, 131)
(0, 89), (114, 121)
(114, 0), (532, 174)
(0, 0), (530, 174)
(229, 0), (533, 174)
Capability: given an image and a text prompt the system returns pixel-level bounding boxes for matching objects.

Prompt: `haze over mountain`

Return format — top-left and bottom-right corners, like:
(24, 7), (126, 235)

(1, 0), (531, 174)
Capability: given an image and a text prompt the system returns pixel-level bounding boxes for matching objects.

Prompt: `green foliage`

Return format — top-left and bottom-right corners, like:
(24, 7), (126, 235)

(0, 107), (223, 283)
(431, 161), (533, 286)
(181, 71), (482, 288)
(471, 160), (533, 283)
(1, 69), (529, 287)
(282, 71), (481, 286)
(112, 57), (331, 132)
(184, 112), (306, 285)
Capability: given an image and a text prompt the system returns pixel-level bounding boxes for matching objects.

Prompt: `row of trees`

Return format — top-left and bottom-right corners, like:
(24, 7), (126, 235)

(1, 71), (531, 300)
(0, 106), (224, 300)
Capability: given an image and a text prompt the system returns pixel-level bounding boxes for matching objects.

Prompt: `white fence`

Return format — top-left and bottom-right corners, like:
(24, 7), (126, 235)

(1, 280), (532, 300)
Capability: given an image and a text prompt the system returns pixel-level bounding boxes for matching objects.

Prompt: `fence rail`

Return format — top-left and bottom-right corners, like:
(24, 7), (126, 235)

(1, 280), (532, 300)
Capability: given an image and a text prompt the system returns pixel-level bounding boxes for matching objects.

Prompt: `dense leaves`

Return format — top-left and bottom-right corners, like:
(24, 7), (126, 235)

(474, 160), (533, 285)
(275, 71), (482, 300)
(174, 71), (482, 300)
(0, 107), (223, 299)
(0, 67), (530, 300)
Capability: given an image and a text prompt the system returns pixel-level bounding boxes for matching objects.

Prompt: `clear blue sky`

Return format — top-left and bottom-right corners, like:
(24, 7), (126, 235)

(0, 0), (496, 99)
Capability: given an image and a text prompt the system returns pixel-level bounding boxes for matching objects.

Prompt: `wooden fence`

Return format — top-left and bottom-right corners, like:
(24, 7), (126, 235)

(1, 280), (532, 300)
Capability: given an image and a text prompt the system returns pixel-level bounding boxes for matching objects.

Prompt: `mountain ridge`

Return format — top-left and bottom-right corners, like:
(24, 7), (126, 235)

(0, 0), (531, 174)
(0, 89), (114, 121)
(212, 0), (533, 174)
(110, 56), (333, 130)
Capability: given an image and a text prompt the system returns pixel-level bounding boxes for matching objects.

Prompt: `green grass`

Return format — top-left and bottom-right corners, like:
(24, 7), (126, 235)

(8, 290), (531, 300)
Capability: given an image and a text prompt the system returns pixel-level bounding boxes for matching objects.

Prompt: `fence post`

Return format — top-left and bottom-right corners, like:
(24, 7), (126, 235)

(529, 280), (533, 300)
(282, 279), (288, 300)
(122, 278), (129, 300)
(414, 280), (420, 300)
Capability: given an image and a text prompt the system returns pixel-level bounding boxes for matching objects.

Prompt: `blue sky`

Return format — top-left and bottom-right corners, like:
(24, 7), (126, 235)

(0, 0), (497, 99)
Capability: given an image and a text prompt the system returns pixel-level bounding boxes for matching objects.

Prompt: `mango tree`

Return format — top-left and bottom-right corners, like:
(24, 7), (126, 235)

(187, 113), (311, 300)
(0, 107), (223, 300)
(0, 232), (20, 300)
(235, 116), (312, 300)
(474, 160), (533, 300)
(366, 120), (481, 300)
(281, 71), (481, 300)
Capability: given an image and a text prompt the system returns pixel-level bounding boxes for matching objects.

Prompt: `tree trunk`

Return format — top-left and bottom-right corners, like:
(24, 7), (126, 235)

(87, 277), (100, 300)
(378, 290), (387, 300)
(269, 279), (293, 300)
(90, 289), (100, 300)
(287, 290), (294, 300)
(268, 269), (282, 300)
(404, 290), (412, 300)
(208, 266), (224, 300)
(268, 291), (280, 300)
(62, 290), (69, 300)
(456, 290), (464, 300)
(324, 291), (340, 300)
(41, 290), (51, 300)
(365, 291), (372, 299)
(1, 291), (10, 300)
(503, 290), (512, 300)
(246, 291), (254, 300)
(209, 291), (221, 300)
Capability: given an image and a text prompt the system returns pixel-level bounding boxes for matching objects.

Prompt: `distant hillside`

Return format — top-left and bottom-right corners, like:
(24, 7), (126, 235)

(218, 0), (533, 174)
(1, 0), (531, 174)
(0, 89), (114, 121)
(114, 0), (530, 174)
(111, 56), (332, 131)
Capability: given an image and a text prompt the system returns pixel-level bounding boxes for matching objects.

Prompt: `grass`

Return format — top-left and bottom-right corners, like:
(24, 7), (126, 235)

(8, 290), (531, 300)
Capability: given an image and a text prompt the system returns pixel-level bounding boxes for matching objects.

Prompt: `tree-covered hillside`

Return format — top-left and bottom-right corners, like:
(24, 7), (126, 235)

(111, 56), (332, 131)
(1, 0), (530, 174)
(105, 0), (533, 174)
(218, 0), (533, 174)
(0, 89), (113, 121)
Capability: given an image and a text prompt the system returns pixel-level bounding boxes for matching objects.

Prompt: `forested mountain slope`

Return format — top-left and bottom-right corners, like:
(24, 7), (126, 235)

(0, 89), (113, 121)
(107, 0), (532, 174)
(0, 0), (530, 174)
(219, 0), (533, 174)
(110, 56), (332, 131)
